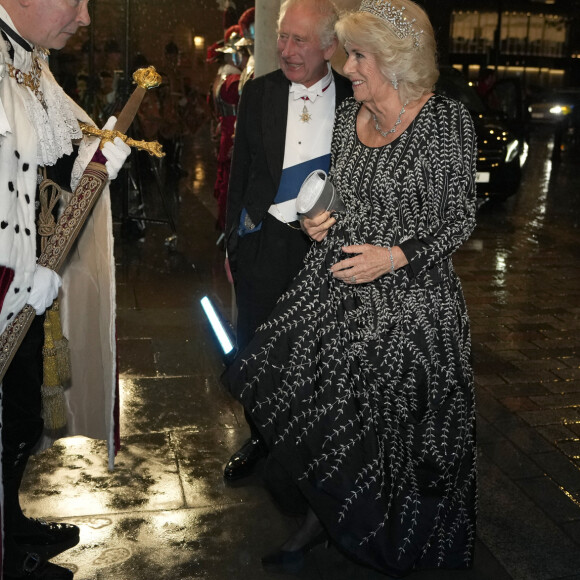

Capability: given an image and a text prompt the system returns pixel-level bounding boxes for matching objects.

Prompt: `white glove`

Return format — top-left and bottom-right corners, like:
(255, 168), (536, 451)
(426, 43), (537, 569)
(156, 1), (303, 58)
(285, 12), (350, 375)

(71, 116), (130, 189)
(27, 265), (62, 316)
(101, 135), (131, 181)
(100, 115), (117, 132)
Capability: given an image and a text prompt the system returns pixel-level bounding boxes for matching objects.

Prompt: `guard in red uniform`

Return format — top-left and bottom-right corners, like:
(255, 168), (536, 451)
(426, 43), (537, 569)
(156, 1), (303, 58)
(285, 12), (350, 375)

(212, 25), (248, 233)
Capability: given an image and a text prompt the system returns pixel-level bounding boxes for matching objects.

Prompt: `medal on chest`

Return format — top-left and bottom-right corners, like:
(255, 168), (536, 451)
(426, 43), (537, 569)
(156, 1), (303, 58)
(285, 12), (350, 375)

(300, 100), (312, 123)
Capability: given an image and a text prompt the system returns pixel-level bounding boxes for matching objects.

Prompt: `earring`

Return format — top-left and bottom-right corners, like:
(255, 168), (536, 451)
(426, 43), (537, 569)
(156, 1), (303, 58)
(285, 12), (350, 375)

(391, 74), (398, 90)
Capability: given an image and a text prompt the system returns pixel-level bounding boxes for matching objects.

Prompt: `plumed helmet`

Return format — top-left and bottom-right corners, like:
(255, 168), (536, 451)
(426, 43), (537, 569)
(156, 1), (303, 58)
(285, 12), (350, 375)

(238, 7), (255, 41)
(206, 40), (225, 63)
(216, 24), (243, 54)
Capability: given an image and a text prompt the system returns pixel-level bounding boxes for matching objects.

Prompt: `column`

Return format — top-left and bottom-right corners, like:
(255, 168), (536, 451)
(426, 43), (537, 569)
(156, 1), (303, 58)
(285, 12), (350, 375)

(255, 0), (282, 77)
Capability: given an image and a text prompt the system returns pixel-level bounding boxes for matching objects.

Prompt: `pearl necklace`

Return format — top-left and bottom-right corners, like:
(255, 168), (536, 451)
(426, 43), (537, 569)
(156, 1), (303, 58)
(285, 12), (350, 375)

(372, 100), (409, 137)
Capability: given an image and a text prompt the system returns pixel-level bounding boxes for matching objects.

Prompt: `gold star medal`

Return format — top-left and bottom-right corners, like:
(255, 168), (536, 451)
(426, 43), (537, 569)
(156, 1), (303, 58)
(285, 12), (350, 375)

(300, 102), (311, 123)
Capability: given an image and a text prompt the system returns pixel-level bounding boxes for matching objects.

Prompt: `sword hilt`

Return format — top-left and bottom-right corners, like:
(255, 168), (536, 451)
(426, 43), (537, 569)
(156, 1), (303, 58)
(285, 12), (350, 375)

(78, 123), (165, 158)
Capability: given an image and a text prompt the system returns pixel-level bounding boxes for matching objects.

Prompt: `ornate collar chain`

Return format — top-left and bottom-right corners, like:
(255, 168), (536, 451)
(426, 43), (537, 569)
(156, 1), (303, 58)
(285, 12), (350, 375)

(6, 53), (46, 109)
(1, 25), (47, 110)
(372, 99), (409, 137)
(0, 17), (47, 109)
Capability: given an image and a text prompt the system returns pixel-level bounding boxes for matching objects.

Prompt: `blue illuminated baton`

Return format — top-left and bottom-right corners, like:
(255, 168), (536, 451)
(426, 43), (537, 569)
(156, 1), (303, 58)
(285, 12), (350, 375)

(200, 296), (236, 359)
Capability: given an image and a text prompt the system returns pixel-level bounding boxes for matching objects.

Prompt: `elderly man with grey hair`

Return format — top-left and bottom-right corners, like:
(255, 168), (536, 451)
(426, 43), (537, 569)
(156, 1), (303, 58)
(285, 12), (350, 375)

(223, 0), (352, 482)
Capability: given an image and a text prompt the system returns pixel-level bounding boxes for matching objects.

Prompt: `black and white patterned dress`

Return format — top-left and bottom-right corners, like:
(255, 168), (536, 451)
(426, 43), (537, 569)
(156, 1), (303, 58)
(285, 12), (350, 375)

(224, 94), (478, 576)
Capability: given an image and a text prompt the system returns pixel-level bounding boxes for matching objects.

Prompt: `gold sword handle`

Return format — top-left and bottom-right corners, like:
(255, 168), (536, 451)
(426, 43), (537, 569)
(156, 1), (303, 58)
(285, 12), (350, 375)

(123, 138), (165, 158)
(114, 66), (162, 134)
(132, 66), (162, 90)
(78, 66), (165, 156)
(78, 123), (165, 158)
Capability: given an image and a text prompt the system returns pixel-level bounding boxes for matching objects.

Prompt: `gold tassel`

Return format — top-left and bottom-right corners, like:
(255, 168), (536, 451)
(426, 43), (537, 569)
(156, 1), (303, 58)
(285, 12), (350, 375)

(38, 171), (70, 431)
(41, 309), (68, 431)
(46, 299), (71, 383)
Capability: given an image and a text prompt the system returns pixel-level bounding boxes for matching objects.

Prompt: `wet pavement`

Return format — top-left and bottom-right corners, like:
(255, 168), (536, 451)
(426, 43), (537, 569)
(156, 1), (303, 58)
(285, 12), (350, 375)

(21, 123), (580, 580)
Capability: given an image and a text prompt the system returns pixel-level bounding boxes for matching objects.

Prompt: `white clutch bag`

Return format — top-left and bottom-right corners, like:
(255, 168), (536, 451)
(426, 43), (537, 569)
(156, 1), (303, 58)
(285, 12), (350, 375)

(296, 170), (345, 219)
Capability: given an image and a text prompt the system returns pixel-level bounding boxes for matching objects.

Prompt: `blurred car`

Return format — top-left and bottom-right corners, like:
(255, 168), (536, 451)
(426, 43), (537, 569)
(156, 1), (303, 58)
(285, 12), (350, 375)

(436, 67), (529, 201)
(528, 88), (580, 157)
(528, 88), (580, 124)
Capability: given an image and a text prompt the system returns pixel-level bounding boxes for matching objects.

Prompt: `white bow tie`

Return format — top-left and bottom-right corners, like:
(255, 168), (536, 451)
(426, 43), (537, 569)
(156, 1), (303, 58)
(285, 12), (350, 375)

(291, 85), (323, 103)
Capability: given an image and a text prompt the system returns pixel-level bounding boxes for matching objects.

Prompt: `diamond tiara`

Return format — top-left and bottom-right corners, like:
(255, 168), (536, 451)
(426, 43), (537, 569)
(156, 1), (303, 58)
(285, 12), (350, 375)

(358, 0), (423, 49)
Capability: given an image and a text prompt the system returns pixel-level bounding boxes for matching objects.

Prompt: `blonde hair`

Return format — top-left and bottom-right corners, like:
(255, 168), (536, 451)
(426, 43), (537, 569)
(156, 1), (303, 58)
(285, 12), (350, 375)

(335, 0), (439, 103)
(278, 0), (339, 50)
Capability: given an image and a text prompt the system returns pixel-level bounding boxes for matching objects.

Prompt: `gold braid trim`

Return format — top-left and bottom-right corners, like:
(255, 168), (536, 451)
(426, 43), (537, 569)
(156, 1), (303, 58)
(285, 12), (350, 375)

(38, 177), (62, 251)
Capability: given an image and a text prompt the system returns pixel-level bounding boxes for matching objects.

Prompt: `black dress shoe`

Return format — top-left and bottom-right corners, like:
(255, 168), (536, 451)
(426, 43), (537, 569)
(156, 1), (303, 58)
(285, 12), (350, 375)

(223, 438), (266, 481)
(4, 553), (74, 579)
(261, 532), (328, 574)
(13, 519), (80, 560)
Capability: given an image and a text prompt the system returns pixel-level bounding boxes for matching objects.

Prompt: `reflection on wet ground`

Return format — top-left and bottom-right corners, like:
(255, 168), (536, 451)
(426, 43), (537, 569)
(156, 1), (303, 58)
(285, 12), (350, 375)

(22, 124), (580, 579)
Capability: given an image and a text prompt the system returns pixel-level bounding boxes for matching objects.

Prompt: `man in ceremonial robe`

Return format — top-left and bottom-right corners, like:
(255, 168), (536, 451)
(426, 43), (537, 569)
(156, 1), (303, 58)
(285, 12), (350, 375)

(0, 0), (130, 577)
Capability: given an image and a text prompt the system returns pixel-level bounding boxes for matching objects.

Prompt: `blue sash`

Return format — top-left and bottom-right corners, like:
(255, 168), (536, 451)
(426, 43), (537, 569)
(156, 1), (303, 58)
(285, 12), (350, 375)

(238, 153), (330, 237)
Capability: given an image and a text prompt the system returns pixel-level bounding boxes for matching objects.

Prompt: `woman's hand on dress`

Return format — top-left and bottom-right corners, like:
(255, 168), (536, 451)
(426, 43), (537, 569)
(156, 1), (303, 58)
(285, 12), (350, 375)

(330, 244), (407, 284)
(300, 211), (336, 242)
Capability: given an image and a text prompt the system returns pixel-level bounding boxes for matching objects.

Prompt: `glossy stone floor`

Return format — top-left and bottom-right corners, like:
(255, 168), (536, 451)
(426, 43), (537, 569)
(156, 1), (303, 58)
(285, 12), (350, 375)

(21, 124), (580, 580)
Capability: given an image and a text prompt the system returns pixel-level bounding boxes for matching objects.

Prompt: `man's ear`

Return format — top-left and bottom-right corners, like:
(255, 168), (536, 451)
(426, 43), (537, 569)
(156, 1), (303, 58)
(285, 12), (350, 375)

(323, 36), (339, 62)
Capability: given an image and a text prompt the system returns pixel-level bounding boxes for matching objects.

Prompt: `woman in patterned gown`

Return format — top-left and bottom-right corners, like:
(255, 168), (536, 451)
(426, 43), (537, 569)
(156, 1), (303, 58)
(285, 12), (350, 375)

(223, 0), (478, 576)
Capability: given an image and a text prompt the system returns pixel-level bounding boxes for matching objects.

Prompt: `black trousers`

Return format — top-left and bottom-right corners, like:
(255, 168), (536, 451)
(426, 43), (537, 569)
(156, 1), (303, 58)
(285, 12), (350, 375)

(235, 214), (311, 350)
(2, 315), (45, 536)
(234, 214), (311, 440)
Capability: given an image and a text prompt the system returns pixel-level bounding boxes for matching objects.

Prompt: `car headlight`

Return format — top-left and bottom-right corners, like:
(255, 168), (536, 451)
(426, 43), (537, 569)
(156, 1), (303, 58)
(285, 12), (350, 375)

(505, 139), (519, 163)
(549, 105), (572, 116)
